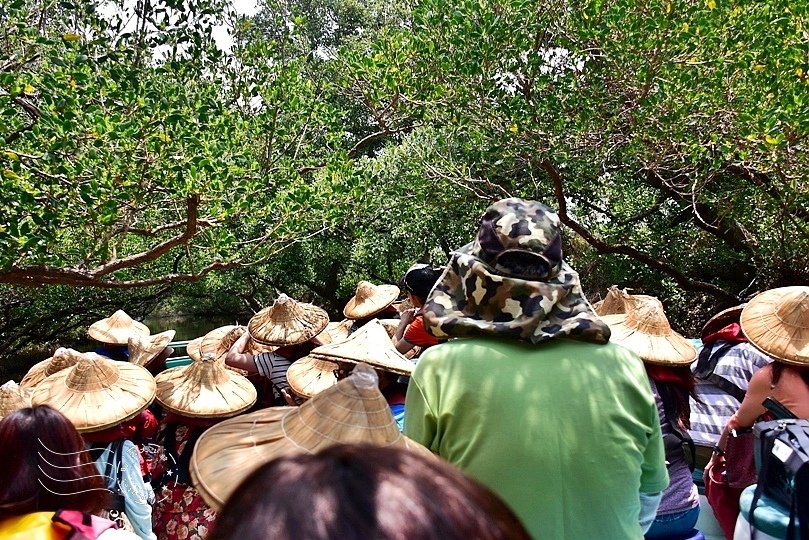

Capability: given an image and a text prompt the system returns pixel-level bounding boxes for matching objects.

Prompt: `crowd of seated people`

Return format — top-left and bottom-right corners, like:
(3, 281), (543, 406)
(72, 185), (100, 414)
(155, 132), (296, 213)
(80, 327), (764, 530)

(2, 198), (806, 540)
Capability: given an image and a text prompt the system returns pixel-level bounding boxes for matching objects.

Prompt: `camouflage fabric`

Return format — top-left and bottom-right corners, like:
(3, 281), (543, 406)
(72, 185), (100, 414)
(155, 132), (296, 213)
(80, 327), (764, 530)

(424, 198), (611, 345)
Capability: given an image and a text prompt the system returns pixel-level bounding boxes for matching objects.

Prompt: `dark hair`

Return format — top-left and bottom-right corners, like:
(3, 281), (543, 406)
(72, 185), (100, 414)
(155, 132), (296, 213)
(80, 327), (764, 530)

(401, 265), (441, 302)
(771, 362), (809, 387)
(0, 405), (108, 518)
(209, 443), (530, 540)
(645, 365), (696, 430)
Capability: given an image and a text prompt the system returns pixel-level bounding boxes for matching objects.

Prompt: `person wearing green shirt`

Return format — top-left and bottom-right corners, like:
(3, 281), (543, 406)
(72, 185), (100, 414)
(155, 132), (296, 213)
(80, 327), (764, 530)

(404, 198), (669, 539)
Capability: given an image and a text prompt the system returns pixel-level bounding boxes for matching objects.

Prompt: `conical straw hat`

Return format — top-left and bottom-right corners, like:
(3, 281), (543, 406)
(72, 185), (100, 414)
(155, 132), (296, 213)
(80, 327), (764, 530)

(31, 352), (156, 433)
(87, 310), (150, 345)
(594, 286), (630, 316)
(309, 319), (416, 376)
(286, 355), (340, 399)
(0, 381), (30, 419)
(198, 325), (272, 361)
(190, 363), (430, 510)
(248, 294), (329, 346)
(155, 353), (257, 419)
(740, 286), (809, 366)
(701, 304), (746, 339)
(20, 348), (83, 392)
(601, 295), (696, 366)
(377, 319), (400, 338)
(186, 336), (204, 362)
(129, 330), (176, 367)
(343, 281), (400, 319)
(316, 320), (352, 345)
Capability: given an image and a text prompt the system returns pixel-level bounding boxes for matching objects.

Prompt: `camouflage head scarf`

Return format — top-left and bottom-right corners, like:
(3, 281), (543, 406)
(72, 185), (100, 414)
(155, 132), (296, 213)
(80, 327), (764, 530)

(424, 198), (611, 345)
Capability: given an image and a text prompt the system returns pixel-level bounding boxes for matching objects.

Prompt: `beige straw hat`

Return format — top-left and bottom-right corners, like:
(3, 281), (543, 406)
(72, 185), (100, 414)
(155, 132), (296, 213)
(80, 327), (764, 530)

(31, 352), (156, 433)
(129, 330), (176, 368)
(155, 353), (257, 419)
(601, 295), (697, 366)
(343, 281), (400, 319)
(190, 363), (430, 510)
(594, 286), (630, 316)
(87, 310), (150, 345)
(248, 294), (329, 347)
(310, 319), (416, 376)
(0, 381), (31, 419)
(186, 336), (204, 362)
(740, 286), (809, 366)
(286, 355), (340, 399)
(19, 348), (83, 393)
(195, 325), (271, 361)
(316, 320), (352, 345)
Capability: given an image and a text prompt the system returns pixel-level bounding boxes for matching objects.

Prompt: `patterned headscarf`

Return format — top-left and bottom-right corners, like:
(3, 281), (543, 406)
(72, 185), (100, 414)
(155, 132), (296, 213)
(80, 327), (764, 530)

(424, 198), (610, 345)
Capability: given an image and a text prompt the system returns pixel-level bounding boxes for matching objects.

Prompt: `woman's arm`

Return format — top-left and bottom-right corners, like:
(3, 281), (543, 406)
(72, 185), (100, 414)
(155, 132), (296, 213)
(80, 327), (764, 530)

(713, 365), (771, 453)
(393, 309), (416, 354)
(225, 332), (258, 373)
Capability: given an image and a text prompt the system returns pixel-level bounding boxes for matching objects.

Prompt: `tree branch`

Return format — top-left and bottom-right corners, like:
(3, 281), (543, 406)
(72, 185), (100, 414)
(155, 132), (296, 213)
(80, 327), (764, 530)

(541, 160), (738, 303)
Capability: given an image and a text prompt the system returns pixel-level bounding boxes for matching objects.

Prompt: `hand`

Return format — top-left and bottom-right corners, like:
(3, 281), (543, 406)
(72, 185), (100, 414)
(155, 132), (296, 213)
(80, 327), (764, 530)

(399, 308), (416, 326)
(281, 388), (300, 407)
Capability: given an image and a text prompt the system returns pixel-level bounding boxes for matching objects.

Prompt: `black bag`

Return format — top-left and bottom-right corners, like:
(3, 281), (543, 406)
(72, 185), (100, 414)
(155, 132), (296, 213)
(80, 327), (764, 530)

(751, 419), (809, 540)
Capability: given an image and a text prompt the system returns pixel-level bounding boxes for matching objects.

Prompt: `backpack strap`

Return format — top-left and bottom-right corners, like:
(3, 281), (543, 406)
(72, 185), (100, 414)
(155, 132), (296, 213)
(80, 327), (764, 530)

(657, 383), (696, 472)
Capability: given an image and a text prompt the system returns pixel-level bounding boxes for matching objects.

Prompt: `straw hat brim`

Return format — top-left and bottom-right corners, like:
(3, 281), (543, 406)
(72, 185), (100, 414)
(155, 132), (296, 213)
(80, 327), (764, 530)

(0, 385), (31, 419)
(248, 306), (329, 347)
(20, 350), (83, 392)
(190, 406), (430, 510)
(31, 362), (156, 433)
(701, 305), (745, 340)
(287, 356), (340, 399)
(740, 288), (809, 366)
(602, 314), (697, 365)
(155, 365), (257, 419)
(343, 285), (400, 319)
(309, 320), (415, 376)
(129, 330), (176, 367)
(88, 319), (150, 346)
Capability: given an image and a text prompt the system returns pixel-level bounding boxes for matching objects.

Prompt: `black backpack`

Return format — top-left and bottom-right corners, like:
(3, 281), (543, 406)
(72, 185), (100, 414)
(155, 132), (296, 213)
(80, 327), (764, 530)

(751, 418), (809, 539)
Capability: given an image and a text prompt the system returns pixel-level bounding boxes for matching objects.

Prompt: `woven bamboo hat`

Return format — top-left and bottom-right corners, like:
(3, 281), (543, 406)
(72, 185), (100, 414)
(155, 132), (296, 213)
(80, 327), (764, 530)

(186, 336), (204, 362)
(20, 348), (83, 393)
(343, 281), (400, 319)
(286, 355), (341, 399)
(594, 286), (630, 316)
(316, 320), (352, 345)
(190, 363), (430, 510)
(248, 294), (329, 347)
(31, 352), (156, 433)
(701, 304), (746, 340)
(740, 286), (809, 366)
(0, 381), (30, 419)
(129, 330), (176, 368)
(87, 310), (150, 345)
(601, 295), (697, 366)
(193, 325), (272, 362)
(310, 319), (415, 376)
(155, 353), (257, 419)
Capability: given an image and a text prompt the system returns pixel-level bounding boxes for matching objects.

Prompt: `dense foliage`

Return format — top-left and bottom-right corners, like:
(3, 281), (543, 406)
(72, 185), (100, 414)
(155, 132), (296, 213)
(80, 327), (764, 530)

(0, 0), (806, 361)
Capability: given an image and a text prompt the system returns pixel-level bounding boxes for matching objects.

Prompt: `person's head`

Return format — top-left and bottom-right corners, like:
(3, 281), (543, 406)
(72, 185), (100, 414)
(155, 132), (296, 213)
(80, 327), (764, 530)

(401, 264), (442, 306)
(0, 405), (108, 518)
(424, 198), (610, 345)
(209, 443), (530, 540)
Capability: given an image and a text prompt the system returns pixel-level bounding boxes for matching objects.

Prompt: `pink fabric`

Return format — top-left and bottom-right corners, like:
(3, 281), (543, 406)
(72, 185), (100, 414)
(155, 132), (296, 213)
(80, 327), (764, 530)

(52, 510), (116, 540)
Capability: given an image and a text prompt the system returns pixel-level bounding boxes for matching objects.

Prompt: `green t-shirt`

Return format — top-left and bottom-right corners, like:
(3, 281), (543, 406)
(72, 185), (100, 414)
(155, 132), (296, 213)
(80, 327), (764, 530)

(404, 336), (669, 540)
